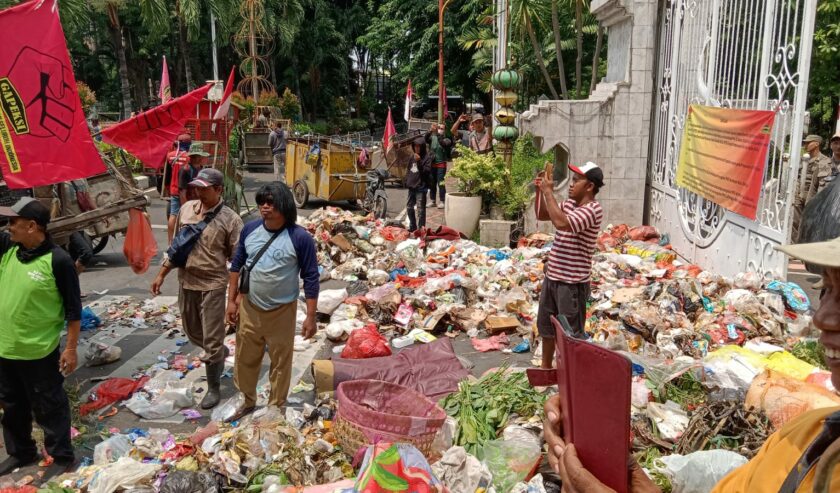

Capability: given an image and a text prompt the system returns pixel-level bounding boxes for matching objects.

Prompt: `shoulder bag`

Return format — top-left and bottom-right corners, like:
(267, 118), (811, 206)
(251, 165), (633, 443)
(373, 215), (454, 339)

(166, 204), (222, 268)
(238, 229), (282, 295)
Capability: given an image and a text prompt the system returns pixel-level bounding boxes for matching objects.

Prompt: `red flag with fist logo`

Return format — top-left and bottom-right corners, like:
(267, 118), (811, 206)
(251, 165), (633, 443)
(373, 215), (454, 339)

(0, 0), (105, 189)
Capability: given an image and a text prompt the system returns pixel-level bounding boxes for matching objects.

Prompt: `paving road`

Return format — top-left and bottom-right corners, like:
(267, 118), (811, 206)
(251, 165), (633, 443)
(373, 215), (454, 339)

(0, 166), (531, 483)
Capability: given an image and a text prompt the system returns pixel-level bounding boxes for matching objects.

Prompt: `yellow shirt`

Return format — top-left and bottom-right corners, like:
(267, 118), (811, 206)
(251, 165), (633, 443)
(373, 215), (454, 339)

(712, 406), (840, 492)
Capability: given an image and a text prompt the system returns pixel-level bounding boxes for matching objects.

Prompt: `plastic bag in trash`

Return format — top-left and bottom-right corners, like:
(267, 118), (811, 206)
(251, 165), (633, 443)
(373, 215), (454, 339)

(88, 457), (161, 493)
(81, 306), (101, 331)
(343, 443), (445, 493)
(94, 434), (133, 465)
(645, 401), (689, 441)
(341, 324), (392, 359)
(317, 288), (347, 315)
(326, 319), (364, 341)
(125, 393), (180, 420)
(510, 474), (547, 493)
(159, 470), (221, 493)
(479, 439), (541, 493)
(653, 450), (748, 493)
(211, 393), (246, 422)
(85, 341), (122, 367)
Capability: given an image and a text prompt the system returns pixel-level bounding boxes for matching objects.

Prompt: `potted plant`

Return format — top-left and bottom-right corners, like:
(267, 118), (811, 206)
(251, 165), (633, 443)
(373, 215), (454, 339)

(448, 145), (507, 237)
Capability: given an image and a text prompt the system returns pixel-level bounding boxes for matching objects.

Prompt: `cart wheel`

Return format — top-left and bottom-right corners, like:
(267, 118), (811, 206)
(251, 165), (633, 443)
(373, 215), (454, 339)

(373, 194), (387, 219)
(92, 235), (109, 255)
(293, 180), (309, 208)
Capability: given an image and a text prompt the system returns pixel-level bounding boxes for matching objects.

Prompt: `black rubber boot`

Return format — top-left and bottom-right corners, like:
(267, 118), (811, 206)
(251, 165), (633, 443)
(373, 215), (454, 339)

(200, 361), (224, 409)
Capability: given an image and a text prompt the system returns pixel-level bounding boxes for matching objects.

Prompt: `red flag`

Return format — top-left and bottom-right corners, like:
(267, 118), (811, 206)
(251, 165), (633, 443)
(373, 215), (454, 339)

(403, 79), (413, 122)
(383, 108), (396, 152)
(212, 67), (235, 120)
(0, 0), (105, 189)
(158, 56), (171, 104)
(101, 84), (211, 170)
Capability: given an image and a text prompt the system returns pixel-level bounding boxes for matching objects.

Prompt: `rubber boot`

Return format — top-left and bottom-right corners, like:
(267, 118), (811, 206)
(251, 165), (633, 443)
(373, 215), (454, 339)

(200, 361), (224, 409)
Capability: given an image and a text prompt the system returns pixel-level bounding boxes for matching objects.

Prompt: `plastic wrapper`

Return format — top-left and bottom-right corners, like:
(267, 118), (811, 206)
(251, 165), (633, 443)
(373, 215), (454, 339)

(340, 324), (392, 359)
(317, 289), (347, 315)
(766, 280), (810, 312)
(431, 446), (492, 493)
(81, 306), (102, 330)
(733, 271), (762, 291)
(511, 474), (547, 493)
(478, 439), (541, 493)
(80, 377), (149, 416)
(745, 369), (840, 428)
(646, 401), (690, 441)
(367, 269), (390, 286)
(326, 319), (364, 341)
(628, 225), (660, 242)
(653, 450), (748, 493)
(88, 457), (161, 493)
(159, 471), (220, 493)
(94, 434), (132, 465)
(123, 209), (158, 275)
(211, 393), (246, 423)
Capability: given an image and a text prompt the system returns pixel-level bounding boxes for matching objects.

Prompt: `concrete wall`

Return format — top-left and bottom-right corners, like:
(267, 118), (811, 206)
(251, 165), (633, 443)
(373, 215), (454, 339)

(519, 0), (658, 234)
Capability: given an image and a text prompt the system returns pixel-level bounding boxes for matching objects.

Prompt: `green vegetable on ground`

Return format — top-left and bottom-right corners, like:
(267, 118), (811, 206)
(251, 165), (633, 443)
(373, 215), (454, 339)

(439, 367), (546, 455)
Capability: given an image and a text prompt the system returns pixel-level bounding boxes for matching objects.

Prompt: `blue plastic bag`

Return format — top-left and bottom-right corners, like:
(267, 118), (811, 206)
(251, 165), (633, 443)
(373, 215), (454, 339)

(81, 306), (101, 331)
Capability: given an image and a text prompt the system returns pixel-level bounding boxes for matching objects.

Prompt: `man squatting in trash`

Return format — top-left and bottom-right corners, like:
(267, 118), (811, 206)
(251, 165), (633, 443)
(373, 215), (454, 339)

(535, 162), (604, 369)
(152, 168), (244, 410)
(225, 183), (319, 422)
(0, 198), (81, 479)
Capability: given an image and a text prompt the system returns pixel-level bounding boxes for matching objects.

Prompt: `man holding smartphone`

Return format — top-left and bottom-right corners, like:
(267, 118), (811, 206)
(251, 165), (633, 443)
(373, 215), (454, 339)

(535, 162), (604, 368)
(0, 198), (80, 478)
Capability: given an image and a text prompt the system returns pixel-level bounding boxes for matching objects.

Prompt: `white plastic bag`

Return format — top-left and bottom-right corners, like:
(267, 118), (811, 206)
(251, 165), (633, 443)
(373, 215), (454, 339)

(317, 289), (347, 315)
(94, 434), (133, 465)
(367, 269), (390, 286)
(654, 450), (748, 493)
(645, 401), (689, 441)
(88, 457), (161, 493)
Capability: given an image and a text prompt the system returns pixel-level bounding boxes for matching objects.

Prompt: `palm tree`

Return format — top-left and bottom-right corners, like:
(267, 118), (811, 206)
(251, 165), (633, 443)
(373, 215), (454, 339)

(574, 0), (583, 95)
(550, 0), (569, 98)
(512, 0), (559, 99)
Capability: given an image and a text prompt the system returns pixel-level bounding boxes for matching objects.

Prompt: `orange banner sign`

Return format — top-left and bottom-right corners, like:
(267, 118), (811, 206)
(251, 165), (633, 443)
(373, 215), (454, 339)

(676, 104), (775, 220)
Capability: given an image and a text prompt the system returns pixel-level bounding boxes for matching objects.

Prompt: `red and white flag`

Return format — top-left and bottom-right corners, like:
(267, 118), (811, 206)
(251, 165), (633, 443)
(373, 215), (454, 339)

(212, 66), (235, 120)
(0, 0), (105, 188)
(101, 84), (212, 170)
(158, 56), (171, 104)
(383, 108), (397, 152)
(403, 79), (413, 122)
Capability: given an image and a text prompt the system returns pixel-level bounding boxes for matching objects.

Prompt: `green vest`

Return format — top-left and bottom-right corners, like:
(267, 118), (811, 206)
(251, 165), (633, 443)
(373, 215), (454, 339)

(0, 246), (65, 360)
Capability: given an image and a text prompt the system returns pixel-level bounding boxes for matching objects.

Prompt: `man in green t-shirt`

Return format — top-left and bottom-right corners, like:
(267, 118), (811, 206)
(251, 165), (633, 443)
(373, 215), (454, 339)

(0, 197), (81, 479)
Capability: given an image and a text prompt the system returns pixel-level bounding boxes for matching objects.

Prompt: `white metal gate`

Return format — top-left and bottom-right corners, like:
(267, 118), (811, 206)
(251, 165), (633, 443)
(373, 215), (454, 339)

(648, 0), (817, 278)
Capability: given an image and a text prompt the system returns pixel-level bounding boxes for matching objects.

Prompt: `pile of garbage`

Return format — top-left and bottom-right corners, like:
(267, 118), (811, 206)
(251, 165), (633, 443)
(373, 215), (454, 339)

(53, 401), (351, 492)
(295, 210), (838, 491)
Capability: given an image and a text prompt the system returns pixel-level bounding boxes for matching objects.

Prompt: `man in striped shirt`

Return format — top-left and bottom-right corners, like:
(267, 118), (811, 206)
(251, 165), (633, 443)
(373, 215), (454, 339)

(536, 161), (604, 369)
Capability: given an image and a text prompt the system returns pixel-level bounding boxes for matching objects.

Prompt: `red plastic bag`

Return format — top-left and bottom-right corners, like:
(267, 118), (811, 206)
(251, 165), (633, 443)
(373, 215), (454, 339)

(341, 324), (392, 359)
(628, 225), (660, 242)
(0, 487), (38, 493)
(80, 376), (149, 416)
(123, 208), (158, 274)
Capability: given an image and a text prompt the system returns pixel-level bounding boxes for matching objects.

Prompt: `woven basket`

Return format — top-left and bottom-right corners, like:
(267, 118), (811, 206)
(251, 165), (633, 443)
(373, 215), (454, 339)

(336, 380), (446, 437)
(335, 414), (440, 460)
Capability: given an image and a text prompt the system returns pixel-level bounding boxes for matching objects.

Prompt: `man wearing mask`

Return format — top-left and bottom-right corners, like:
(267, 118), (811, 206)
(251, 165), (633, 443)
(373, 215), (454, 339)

(425, 123), (453, 209)
(0, 198), (81, 479)
(151, 169), (243, 410)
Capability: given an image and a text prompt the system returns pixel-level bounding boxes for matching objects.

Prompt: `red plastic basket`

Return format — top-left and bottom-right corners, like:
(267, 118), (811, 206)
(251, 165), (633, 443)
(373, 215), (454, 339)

(336, 380), (446, 437)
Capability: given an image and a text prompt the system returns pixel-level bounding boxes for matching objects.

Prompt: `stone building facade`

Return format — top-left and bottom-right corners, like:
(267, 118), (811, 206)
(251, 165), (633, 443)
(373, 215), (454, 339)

(519, 0), (658, 233)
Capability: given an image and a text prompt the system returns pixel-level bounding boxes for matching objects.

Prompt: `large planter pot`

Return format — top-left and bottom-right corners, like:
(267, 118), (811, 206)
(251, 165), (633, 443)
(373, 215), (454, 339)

(445, 193), (482, 238)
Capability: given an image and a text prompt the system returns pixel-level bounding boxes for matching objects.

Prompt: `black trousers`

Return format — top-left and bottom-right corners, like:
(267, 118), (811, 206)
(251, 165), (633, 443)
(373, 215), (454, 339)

(0, 348), (74, 462)
(407, 187), (427, 231)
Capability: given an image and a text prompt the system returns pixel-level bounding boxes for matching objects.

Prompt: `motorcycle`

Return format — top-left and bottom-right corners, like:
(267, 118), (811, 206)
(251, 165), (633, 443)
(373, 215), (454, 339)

(362, 168), (389, 219)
